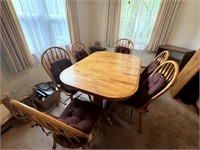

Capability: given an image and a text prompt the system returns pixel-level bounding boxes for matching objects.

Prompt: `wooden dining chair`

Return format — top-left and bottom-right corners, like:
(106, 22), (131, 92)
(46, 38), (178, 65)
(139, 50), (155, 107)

(70, 42), (92, 101)
(70, 41), (89, 62)
(117, 60), (179, 133)
(140, 50), (170, 83)
(41, 46), (77, 104)
(113, 38), (134, 54)
(9, 98), (102, 149)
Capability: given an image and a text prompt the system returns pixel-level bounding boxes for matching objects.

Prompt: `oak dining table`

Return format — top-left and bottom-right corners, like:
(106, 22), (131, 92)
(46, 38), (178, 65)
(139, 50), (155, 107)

(60, 51), (141, 125)
(60, 51), (142, 104)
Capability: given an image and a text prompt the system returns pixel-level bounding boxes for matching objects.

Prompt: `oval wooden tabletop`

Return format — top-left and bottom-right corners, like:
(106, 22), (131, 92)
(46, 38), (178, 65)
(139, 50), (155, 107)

(60, 51), (142, 101)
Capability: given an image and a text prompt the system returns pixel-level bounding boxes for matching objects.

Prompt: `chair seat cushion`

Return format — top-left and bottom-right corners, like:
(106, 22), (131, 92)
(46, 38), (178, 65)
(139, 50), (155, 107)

(50, 58), (73, 84)
(140, 60), (160, 82)
(59, 98), (102, 134)
(75, 49), (88, 61)
(120, 72), (168, 108)
(115, 46), (131, 54)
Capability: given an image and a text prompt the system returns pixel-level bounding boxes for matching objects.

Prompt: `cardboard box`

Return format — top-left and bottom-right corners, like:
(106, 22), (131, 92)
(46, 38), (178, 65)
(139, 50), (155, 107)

(33, 90), (59, 111)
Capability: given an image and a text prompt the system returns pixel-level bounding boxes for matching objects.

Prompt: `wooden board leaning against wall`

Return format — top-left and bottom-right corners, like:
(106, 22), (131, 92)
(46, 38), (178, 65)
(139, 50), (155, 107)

(170, 48), (200, 115)
(170, 48), (200, 97)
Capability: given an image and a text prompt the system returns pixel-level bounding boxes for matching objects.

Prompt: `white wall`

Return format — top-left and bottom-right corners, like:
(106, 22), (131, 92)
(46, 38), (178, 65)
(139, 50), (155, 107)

(0, 59), (51, 99)
(76, 0), (91, 52)
(167, 0), (200, 50)
(89, 0), (108, 47)
(74, 0), (109, 50)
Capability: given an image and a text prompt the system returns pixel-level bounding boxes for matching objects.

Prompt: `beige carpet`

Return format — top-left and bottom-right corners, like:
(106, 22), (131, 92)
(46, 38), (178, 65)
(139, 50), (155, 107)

(1, 91), (199, 149)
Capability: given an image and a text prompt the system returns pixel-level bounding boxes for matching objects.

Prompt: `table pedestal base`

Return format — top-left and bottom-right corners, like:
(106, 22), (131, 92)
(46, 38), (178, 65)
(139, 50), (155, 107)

(94, 97), (113, 126)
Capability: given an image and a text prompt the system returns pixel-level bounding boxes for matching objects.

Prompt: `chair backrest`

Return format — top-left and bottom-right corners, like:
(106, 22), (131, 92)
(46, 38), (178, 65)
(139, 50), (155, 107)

(9, 99), (90, 147)
(142, 60), (179, 108)
(140, 50), (170, 82)
(41, 46), (72, 85)
(70, 41), (88, 62)
(153, 50), (170, 64)
(113, 38), (134, 54)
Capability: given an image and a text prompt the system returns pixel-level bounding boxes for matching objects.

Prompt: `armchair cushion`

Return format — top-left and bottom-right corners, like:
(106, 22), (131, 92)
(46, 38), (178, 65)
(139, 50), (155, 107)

(50, 58), (73, 84)
(115, 46), (131, 54)
(120, 72), (168, 108)
(59, 99), (102, 134)
(140, 60), (160, 82)
(75, 49), (88, 61)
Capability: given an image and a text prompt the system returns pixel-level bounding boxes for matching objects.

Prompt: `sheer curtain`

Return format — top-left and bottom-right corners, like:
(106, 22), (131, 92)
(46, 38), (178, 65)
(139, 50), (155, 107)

(0, 0), (33, 73)
(11, 0), (71, 58)
(146, 0), (182, 52)
(119, 0), (161, 50)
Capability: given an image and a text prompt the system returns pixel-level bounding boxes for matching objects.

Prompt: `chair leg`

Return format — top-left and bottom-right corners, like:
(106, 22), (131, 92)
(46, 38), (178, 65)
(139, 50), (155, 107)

(61, 93), (73, 105)
(112, 103), (120, 119)
(56, 101), (59, 106)
(102, 110), (113, 126)
(52, 140), (57, 149)
(130, 108), (133, 121)
(88, 94), (92, 102)
(82, 145), (87, 149)
(97, 120), (102, 131)
(70, 94), (73, 101)
(57, 90), (62, 106)
(123, 106), (126, 114)
(139, 112), (142, 133)
(88, 141), (94, 149)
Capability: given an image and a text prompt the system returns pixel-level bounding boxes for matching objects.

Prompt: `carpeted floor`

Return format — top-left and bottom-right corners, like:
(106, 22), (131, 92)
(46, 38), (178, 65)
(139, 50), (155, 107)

(1, 91), (199, 149)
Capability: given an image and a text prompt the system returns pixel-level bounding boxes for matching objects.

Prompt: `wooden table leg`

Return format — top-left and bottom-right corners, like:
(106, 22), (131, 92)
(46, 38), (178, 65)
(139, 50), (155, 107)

(93, 96), (103, 106)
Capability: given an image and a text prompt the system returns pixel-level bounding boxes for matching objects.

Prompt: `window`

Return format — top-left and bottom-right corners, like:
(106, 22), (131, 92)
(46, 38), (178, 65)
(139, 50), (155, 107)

(119, 0), (161, 50)
(12, 0), (71, 57)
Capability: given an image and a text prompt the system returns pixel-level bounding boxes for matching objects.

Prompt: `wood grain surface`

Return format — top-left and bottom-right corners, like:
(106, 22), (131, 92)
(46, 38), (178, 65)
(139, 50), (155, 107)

(60, 51), (141, 101)
(170, 48), (200, 97)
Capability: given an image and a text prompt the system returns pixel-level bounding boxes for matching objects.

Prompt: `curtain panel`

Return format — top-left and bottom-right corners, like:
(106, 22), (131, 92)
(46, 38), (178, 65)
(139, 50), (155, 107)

(66, 0), (80, 43)
(11, 0), (71, 59)
(105, 0), (121, 47)
(119, 0), (161, 50)
(0, 0), (33, 73)
(146, 0), (182, 52)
